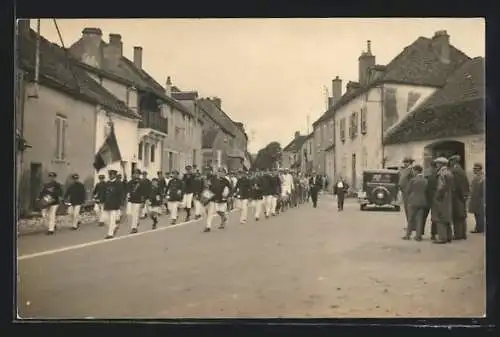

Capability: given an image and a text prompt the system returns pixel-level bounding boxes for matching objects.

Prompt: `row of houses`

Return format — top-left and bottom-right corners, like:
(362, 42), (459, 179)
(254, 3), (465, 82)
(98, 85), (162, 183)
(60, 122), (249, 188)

(282, 30), (485, 191)
(15, 20), (252, 215)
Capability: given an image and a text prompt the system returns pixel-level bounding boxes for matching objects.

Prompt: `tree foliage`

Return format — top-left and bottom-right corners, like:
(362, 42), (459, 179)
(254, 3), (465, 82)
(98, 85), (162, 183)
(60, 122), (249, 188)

(252, 141), (282, 170)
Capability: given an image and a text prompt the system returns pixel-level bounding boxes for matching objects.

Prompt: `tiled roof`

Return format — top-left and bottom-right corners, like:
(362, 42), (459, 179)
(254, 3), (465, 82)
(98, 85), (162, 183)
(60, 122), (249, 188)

(313, 35), (470, 126)
(283, 135), (307, 152)
(19, 29), (138, 119)
(197, 99), (237, 137)
(69, 39), (194, 118)
(384, 57), (484, 145)
(171, 91), (199, 101)
(202, 129), (220, 149)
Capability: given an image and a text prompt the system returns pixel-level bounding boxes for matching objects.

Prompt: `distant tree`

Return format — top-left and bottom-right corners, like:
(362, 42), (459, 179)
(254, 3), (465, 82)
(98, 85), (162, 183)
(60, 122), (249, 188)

(252, 141), (282, 170)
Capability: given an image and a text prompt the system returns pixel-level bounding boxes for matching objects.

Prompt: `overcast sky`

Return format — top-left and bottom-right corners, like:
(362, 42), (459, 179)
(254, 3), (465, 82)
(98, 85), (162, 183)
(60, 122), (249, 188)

(33, 18), (484, 153)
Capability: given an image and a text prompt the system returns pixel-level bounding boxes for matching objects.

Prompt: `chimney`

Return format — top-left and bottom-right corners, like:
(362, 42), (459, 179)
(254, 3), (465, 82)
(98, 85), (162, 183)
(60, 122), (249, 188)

(103, 33), (123, 67)
(358, 40), (376, 86)
(294, 131), (300, 139)
(346, 81), (360, 94)
(133, 46), (143, 69)
(332, 76), (342, 103)
(432, 30), (450, 64)
(80, 27), (103, 67)
(211, 97), (222, 109)
(328, 97), (335, 108)
(17, 19), (30, 36)
(165, 76), (172, 97)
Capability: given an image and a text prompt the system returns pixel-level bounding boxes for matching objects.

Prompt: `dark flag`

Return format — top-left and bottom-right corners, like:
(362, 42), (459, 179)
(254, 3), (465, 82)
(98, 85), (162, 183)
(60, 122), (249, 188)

(93, 125), (122, 171)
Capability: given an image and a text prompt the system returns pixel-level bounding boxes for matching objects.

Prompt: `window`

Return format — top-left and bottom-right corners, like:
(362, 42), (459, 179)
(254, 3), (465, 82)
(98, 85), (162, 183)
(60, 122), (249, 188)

(55, 115), (67, 160)
(138, 141), (143, 160)
(150, 144), (155, 163)
(339, 118), (346, 142)
(361, 107), (367, 135)
(144, 143), (150, 167)
(349, 112), (358, 139)
(329, 120), (334, 142)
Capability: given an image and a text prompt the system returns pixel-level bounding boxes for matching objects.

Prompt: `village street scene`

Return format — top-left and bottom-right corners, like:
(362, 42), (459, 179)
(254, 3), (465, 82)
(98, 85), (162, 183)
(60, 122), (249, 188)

(15, 18), (485, 319)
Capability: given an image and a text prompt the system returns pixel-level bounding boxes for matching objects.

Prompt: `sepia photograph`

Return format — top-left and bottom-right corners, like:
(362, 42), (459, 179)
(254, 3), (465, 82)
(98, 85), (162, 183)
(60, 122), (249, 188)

(15, 18), (485, 319)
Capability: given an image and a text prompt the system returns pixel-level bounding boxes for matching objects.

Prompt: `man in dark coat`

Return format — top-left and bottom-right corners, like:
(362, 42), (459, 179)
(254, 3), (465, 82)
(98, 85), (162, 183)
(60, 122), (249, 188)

(204, 168), (232, 232)
(166, 170), (185, 225)
(431, 157), (454, 244)
(104, 170), (125, 239)
(235, 170), (252, 223)
(309, 171), (323, 208)
(399, 156), (415, 230)
(64, 173), (87, 230)
(260, 169), (274, 218)
(192, 170), (205, 220)
(182, 165), (197, 221)
(251, 170), (265, 221)
(93, 174), (107, 226)
(148, 178), (163, 229)
(448, 155), (470, 240)
(469, 163), (485, 234)
(334, 176), (349, 211)
(422, 163), (438, 240)
(37, 172), (63, 235)
(140, 171), (152, 219)
(403, 165), (428, 241)
(127, 169), (148, 233)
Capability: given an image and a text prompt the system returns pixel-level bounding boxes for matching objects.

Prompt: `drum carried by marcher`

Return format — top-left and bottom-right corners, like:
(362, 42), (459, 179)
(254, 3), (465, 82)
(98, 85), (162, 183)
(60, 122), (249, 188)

(37, 195), (54, 209)
(200, 189), (214, 205)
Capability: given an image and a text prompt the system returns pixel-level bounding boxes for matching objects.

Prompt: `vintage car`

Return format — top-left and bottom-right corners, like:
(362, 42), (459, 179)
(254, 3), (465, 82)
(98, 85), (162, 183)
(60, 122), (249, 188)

(357, 168), (401, 211)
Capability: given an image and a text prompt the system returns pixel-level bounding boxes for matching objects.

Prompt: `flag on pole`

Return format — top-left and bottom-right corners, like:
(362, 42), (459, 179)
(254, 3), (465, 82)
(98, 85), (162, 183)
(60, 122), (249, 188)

(93, 124), (122, 171)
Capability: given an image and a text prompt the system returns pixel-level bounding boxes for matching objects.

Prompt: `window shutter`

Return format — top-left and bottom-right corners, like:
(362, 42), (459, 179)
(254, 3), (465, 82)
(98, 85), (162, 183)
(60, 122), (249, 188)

(62, 119), (68, 159)
(55, 117), (61, 159)
(151, 144), (155, 163)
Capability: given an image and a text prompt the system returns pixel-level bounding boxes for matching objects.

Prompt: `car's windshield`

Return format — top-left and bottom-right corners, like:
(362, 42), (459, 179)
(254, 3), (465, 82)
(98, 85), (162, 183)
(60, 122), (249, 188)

(364, 172), (398, 184)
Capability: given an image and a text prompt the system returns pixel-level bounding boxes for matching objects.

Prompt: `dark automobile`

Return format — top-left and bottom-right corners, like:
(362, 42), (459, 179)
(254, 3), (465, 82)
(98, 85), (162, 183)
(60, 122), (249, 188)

(357, 169), (401, 211)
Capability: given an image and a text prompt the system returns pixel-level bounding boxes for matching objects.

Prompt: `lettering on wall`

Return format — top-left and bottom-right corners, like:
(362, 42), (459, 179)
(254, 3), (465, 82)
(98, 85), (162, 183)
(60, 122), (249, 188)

(383, 88), (398, 131)
(407, 91), (421, 112)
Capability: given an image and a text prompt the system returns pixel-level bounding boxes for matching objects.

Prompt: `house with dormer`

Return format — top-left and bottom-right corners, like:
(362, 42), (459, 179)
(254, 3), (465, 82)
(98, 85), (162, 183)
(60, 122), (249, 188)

(282, 131), (308, 170)
(312, 31), (472, 190)
(16, 21), (139, 214)
(67, 28), (201, 177)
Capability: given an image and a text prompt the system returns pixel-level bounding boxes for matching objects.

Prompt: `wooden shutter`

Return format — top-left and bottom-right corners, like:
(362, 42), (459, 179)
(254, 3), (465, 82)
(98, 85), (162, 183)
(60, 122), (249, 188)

(62, 118), (68, 160)
(55, 117), (61, 159)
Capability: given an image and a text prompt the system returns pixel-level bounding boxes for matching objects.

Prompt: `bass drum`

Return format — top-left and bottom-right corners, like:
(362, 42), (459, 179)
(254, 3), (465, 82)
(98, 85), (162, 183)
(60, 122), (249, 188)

(370, 186), (392, 205)
(200, 189), (214, 205)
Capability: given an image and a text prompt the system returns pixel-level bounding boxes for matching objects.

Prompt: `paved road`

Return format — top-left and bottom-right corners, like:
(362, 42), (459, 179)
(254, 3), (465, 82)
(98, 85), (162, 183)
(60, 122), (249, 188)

(17, 196), (485, 318)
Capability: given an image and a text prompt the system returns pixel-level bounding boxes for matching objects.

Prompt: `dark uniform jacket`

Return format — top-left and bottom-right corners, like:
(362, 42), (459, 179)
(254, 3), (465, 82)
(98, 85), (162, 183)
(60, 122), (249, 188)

(141, 178), (153, 199)
(251, 176), (264, 200)
(167, 178), (185, 202)
(64, 181), (86, 206)
(260, 174), (274, 196)
(148, 185), (163, 207)
(309, 175), (323, 189)
(38, 181), (63, 207)
(103, 179), (125, 211)
(209, 176), (232, 203)
(270, 175), (282, 195)
(183, 173), (197, 194)
(157, 178), (167, 196)
(407, 174), (428, 208)
(235, 176), (252, 200)
(93, 181), (107, 203)
(127, 178), (147, 204)
(193, 176), (204, 198)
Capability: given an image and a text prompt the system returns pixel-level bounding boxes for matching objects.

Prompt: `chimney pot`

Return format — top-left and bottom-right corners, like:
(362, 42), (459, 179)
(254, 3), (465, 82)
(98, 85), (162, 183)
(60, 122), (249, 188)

(431, 30), (450, 64)
(358, 40), (376, 85)
(133, 46), (143, 69)
(82, 27), (103, 36)
(165, 76), (172, 97)
(109, 33), (122, 44)
(367, 40), (372, 54)
(332, 77), (342, 103)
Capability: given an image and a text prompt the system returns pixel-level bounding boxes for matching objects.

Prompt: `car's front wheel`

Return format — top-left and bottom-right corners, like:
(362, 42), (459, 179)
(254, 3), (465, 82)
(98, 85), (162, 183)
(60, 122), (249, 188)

(360, 204), (366, 211)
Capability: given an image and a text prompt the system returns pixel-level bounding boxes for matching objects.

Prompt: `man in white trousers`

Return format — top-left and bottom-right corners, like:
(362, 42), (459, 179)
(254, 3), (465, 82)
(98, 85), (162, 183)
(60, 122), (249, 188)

(182, 165), (196, 221)
(140, 171), (152, 219)
(104, 170), (125, 239)
(280, 168), (295, 211)
(93, 174), (107, 226)
(192, 170), (205, 219)
(250, 170), (265, 221)
(235, 170), (252, 223)
(270, 169), (282, 215)
(126, 169), (147, 234)
(37, 172), (63, 235)
(204, 168), (232, 232)
(166, 170), (184, 225)
(64, 173), (86, 230)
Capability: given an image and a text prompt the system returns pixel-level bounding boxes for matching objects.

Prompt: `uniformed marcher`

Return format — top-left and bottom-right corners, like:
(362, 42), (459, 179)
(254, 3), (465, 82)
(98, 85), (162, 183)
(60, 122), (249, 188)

(403, 165), (428, 241)
(64, 173), (87, 230)
(148, 178), (163, 229)
(469, 163), (485, 234)
(204, 168), (232, 232)
(103, 170), (125, 239)
(422, 162), (438, 240)
(431, 157), (454, 244)
(37, 172), (63, 235)
(448, 155), (470, 240)
(399, 156), (415, 230)
(334, 176), (349, 211)
(270, 169), (282, 215)
(192, 170), (205, 219)
(140, 171), (152, 219)
(127, 169), (147, 233)
(235, 170), (252, 223)
(261, 169), (274, 218)
(309, 170), (323, 208)
(93, 174), (107, 226)
(182, 165), (196, 221)
(250, 171), (264, 221)
(157, 171), (167, 214)
(166, 170), (184, 225)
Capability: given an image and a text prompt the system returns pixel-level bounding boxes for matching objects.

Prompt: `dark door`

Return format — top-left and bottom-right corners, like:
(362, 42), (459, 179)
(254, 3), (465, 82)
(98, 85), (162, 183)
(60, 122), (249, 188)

(351, 153), (357, 189)
(131, 162), (137, 175)
(30, 162), (42, 210)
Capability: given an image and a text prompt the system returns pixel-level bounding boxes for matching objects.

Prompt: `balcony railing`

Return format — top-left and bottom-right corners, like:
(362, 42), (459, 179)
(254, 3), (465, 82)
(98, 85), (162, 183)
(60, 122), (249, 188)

(138, 110), (168, 134)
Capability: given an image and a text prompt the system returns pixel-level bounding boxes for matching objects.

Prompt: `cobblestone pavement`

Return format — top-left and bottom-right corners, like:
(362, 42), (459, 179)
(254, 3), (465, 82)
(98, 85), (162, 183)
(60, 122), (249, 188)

(17, 196), (485, 318)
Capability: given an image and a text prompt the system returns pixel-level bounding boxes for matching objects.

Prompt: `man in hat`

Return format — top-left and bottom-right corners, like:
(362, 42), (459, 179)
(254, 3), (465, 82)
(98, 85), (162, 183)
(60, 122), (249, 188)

(270, 168), (282, 215)
(182, 165), (197, 221)
(309, 170), (323, 208)
(469, 162), (485, 234)
(250, 170), (264, 220)
(64, 173), (87, 230)
(422, 161), (438, 240)
(431, 157), (454, 244)
(140, 171), (152, 219)
(148, 178), (163, 229)
(281, 168), (294, 211)
(166, 170), (184, 225)
(192, 169), (205, 220)
(93, 174), (107, 226)
(403, 165), (428, 241)
(448, 155), (470, 240)
(103, 170), (125, 239)
(126, 169), (148, 233)
(157, 171), (167, 213)
(235, 169), (252, 223)
(37, 172), (63, 235)
(399, 156), (415, 230)
(334, 175), (349, 211)
(204, 167), (232, 232)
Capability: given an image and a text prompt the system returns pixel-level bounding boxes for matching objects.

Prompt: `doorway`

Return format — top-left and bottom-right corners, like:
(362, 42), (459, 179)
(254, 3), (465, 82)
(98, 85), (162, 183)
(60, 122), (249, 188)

(30, 162), (42, 210)
(351, 153), (357, 188)
(424, 140), (466, 169)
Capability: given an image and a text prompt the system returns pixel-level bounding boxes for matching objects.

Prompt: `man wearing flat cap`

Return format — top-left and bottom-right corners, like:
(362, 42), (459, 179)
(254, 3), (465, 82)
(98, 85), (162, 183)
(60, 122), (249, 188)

(126, 169), (148, 234)
(140, 171), (152, 219)
(203, 167), (232, 232)
(468, 162), (484, 234)
(182, 165), (196, 221)
(64, 173), (87, 230)
(93, 175), (107, 226)
(431, 157), (454, 243)
(37, 172), (63, 235)
(103, 169), (125, 239)
(399, 156), (415, 230)
(448, 155), (470, 240)
(166, 170), (184, 225)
